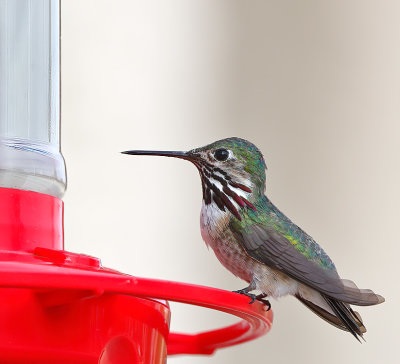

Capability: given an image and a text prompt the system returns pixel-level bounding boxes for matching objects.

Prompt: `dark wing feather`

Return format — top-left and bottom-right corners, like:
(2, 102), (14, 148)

(233, 223), (384, 306)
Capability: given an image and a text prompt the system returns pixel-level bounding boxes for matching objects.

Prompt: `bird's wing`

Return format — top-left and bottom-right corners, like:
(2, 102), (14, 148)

(232, 223), (384, 306)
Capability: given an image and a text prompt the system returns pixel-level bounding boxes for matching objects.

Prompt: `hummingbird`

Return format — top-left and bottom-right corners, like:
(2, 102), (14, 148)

(122, 137), (384, 341)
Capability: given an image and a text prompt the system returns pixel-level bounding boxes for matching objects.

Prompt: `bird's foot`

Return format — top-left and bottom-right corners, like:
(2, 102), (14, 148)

(233, 289), (271, 309)
(233, 288), (257, 304)
(255, 293), (271, 311)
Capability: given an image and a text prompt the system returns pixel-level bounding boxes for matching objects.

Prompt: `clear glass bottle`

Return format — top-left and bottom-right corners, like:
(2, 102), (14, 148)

(0, 0), (66, 198)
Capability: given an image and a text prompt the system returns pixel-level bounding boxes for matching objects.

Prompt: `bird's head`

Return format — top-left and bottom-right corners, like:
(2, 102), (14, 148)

(122, 137), (267, 220)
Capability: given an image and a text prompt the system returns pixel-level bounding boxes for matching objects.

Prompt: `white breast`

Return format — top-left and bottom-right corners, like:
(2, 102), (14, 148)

(200, 201), (228, 248)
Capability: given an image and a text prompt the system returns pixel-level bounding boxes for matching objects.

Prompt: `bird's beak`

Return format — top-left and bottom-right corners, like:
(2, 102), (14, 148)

(121, 150), (191, 160)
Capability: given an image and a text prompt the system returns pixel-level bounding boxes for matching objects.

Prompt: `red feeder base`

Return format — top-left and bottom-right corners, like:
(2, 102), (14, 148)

(0, 188), (273, 363)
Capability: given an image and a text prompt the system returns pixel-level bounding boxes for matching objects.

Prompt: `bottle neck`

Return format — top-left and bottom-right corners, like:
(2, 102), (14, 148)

(0, 187), (63, 252)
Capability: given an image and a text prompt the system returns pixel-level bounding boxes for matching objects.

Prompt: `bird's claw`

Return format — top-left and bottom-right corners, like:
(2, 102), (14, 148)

(233, 289), (257, 304)
(260, 299), (271, 311)
(233, 290), (271, 309)
(255, 293), (271, 310)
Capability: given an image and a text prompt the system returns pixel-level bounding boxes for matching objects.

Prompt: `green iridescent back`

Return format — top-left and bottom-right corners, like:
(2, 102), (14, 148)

(230, 189), (336, 272)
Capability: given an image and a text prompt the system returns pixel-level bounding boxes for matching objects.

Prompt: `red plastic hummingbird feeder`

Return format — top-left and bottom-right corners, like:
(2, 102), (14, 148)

(0, 1), (272, 363)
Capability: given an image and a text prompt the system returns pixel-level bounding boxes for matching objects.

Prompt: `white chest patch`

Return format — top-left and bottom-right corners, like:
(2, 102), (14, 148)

(200, 201), (227, 248)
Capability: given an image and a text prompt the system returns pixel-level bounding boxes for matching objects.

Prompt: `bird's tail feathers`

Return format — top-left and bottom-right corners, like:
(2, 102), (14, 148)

(296, 294), (366, 342)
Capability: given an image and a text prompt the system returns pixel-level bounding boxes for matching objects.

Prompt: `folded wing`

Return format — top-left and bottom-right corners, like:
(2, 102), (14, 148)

(233, 223), (384, 306)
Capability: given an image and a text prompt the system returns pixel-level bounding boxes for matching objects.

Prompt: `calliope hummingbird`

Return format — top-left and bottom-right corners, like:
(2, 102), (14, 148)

(123, 137), (384, 341)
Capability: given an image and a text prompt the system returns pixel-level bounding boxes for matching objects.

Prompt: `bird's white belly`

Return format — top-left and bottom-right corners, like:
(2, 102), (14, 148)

(200, 202), (299, 298)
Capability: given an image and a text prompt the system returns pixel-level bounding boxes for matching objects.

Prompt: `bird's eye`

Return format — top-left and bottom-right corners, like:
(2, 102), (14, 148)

(214, 148), (230, 161)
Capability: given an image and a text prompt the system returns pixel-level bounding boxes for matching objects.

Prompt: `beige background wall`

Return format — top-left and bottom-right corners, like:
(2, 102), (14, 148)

(62, 1), (399, 363)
